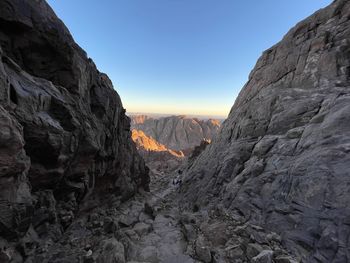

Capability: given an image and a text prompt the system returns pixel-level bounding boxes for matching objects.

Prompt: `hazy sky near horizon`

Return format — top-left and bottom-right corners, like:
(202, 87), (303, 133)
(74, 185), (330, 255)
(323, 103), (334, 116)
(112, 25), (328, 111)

(47, 0), (331, 117)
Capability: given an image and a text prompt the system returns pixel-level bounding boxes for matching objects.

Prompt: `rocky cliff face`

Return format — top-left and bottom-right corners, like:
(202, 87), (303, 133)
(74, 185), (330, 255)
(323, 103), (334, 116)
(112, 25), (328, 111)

(181, 0), (350, 262)
(132, 129), (184, 173)
(0, 0), (148, 261)
(131, 115), (221, 151)
(132, 129), (184, 158)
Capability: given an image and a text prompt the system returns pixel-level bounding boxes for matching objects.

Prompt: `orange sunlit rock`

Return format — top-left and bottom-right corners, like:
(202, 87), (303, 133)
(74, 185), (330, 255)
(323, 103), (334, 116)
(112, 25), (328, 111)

(132, 129), (184, 158)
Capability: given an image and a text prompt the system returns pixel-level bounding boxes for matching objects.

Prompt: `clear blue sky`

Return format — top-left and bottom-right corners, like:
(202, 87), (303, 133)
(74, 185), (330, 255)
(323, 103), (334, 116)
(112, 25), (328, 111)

(47, 0), (331, 118)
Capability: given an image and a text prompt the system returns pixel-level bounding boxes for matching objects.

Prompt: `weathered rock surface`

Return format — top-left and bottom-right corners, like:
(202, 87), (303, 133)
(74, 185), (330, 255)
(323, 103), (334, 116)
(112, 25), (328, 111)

(132, 129), (176, 154)
(2, 0), (349, 262)
(130, 115), (221, 152)
(0, 0), (148, 261)
(181, 0), (350, 262)
(188, 140), (211, 163)
(132, 129), (184, 173)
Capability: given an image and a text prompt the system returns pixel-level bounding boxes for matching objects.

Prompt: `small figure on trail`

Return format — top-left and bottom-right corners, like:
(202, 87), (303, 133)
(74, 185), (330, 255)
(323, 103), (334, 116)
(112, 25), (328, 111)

(172, 175), (182, 191)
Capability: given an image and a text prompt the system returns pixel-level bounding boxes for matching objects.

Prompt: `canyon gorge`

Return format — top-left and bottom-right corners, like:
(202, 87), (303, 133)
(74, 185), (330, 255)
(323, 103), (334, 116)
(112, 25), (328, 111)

(0, 0), (350, 263)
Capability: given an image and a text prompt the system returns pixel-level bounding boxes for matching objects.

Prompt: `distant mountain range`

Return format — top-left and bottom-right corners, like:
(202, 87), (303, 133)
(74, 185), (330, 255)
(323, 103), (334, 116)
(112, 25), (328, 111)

(130, 115), (222, 152)
(129, 114), (222, 172)
(131, 129), (184, 172)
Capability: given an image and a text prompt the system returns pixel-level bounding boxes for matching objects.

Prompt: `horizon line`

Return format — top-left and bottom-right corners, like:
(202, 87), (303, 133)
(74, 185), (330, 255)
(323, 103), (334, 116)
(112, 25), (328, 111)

(126, 111), (227, 119)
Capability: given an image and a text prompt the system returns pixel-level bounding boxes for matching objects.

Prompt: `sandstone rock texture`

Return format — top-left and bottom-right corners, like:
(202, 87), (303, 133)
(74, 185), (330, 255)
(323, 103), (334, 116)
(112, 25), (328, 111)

(132, 129), (184, 157)
(0, 0), (148, 260)
(130, 115), (221, 151)
(132, 129), (184, 173)
(181, 0), (350, 262)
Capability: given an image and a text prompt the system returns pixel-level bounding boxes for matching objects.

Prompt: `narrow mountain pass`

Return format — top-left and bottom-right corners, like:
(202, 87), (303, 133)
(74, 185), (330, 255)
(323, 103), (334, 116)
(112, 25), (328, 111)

(25, 167), (304, 262)
(111, 169), (298, 263)
(116, 171), (198, 263)
(2, 1), (350, 263)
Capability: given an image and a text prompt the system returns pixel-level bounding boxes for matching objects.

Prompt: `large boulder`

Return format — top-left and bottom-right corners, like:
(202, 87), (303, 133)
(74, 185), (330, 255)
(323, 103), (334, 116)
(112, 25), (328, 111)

(181, 0), (350, 262)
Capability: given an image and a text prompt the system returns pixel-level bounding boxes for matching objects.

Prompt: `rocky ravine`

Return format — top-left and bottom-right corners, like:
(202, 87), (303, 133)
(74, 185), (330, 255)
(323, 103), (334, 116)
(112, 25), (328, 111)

(130, 115), (221, 152)
(0, 0), (148, 261)
(1, 0), (350, 263)
(180, 0), (350, 262)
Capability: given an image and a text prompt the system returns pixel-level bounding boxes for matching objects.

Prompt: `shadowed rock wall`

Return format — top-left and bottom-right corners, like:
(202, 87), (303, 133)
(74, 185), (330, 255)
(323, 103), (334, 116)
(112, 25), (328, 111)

(0, 0), (149, 260)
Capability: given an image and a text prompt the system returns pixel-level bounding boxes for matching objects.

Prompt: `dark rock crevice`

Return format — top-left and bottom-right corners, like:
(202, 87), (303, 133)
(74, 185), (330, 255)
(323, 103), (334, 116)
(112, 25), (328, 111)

(9, 84), (17, 104)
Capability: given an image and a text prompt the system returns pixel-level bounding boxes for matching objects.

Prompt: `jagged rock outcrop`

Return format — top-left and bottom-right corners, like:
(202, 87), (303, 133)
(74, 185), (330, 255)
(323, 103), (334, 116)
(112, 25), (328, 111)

(0, 0), (149, 261)
(132, 129), (184, 173)
(130, 114), (221, 152)
(181, 0), (350, 262)
(188, 139), (210, 163)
